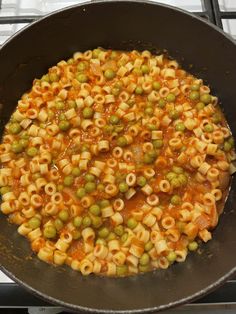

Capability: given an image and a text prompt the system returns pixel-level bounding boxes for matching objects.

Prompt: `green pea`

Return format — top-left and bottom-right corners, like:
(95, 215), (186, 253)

(148, 150), (158, 159)
(146, 102), (153, 108)
(115, 125), (124, 133)
(144, 241), (154, 252)
(112, 126), (123, 137)
(0, 186), (11, 195)
(139, 253), (150, 266)
(67, 58), (74, 65)
(228, 136), (235, 147)
(141, 64), (149, 74)
(171, 177), (181, 188)
(96, 238), (106, 245)
(9, 122), (21, 134)
(135, 86), (143, 95)
(28, 217), (41, 229)
(76, 188), (86, 198)
(55, 101), (65, 110)
(81, 144), (89, 152)
(132, 67), (142, 76)
(175, 122), (185, 132)
(40, 123), (46, 129)
(91, 216), (102, 228)
(77, 61), (87, 71)
(170, 195), (182, 205)
(100, 199), (110, 208)
(143, 153), (153, 164)
(43, 226), (57, 239)
(59, 113), (66, 121)
(152, 81), (161, 91)
(119, 182), (129, 193)
(147, 124), (157, 131)
(195, 102), (205, 111)
(190, 84), (199, 91)
(137, 176), (147, 187)
(176, 221), (186, 232)
(82, 216), (92, 227)
(116, 265), (128, 276)
(63, 175), (74, 187)
(49, 72), (59, 82)
(107, 232), (116, 241)
(67, 100), (77, 109)
(97, 183), (105, 192)
(73, 216), (82, 228)
(166, 93), (176, 102)
(127, 98), (135, 107)
(172, 166), (184, 174)
(84, 174), (95, 182)
(110, 51), (117, 59)
(76, 73), (89, 83)
(211, 113), (221, 124)
(20, 132), (29, 140)
(224, 141), (232, 152)
(98, 227), (109, 238)
(115, 172), (126, 183)
(200, 93), (211, 104)
(92, 48), (101, 58)
(19, 139), (28, 148)
(48, 110), (55, 119)
(111, 87), (120, 96)
(167, 251), (176, 263)
(153, 139), (163, 149)
(57, 184), (64, 192)
(158, 98), (166, 108)
(71, 167), (81, 177)
(82, 107), (94, 119)
(204, 124), (214, 133)
(59, 120), (70, 131)
(166, 172), (177, 181)
(72, 230), (81, 240)
(169, 110), (179, 120)
(54, 219), (64, 231)
(114, 225), (124, 236)
(117, 136), (128, 147)
(121, 232), (128, 243)
(127, 217), (138, 229)
(139, 265), (150, 273)
(188, 241), (198, 251)
(59, 209), (69, 222)
(89, 204), (101, 216)
(115, 81), (123, 89)
(11, 142), (23, 153)
(41, 74), (50, 82)
(104, 69), (115, 80)
(103, 125), (114, 134)
(189, 91), (200, 101)
(109, 115), (120, 125)
(178, 174), (188, 185)
(145, 107), (154, 116)
(84, 182), (96, 193)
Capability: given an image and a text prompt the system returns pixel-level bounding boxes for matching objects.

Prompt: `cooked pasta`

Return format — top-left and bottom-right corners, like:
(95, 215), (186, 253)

(0, 48), (235, 277)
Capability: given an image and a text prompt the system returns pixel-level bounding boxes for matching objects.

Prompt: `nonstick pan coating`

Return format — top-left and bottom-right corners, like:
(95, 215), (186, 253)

(0, 1), (236, 313)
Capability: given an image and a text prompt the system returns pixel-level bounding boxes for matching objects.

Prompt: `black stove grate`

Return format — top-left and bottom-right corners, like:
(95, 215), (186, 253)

(0, 0), (233, 27)
(212, 0), (236, 30)
(0, 0), (236, 311)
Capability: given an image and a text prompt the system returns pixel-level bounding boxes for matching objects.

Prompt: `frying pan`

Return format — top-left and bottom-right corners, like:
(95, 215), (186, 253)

(0, 1), (236, 313)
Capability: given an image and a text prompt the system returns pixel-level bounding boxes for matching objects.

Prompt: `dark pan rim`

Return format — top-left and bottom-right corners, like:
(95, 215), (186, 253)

(0, 0), (236, 313)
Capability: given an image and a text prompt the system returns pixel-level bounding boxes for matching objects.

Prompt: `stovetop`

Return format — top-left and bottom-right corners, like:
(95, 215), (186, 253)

(0, 0), (236, 311)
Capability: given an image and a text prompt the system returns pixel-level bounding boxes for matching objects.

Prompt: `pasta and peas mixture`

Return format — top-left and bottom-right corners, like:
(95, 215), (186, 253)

(0, 48), (235, 277)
